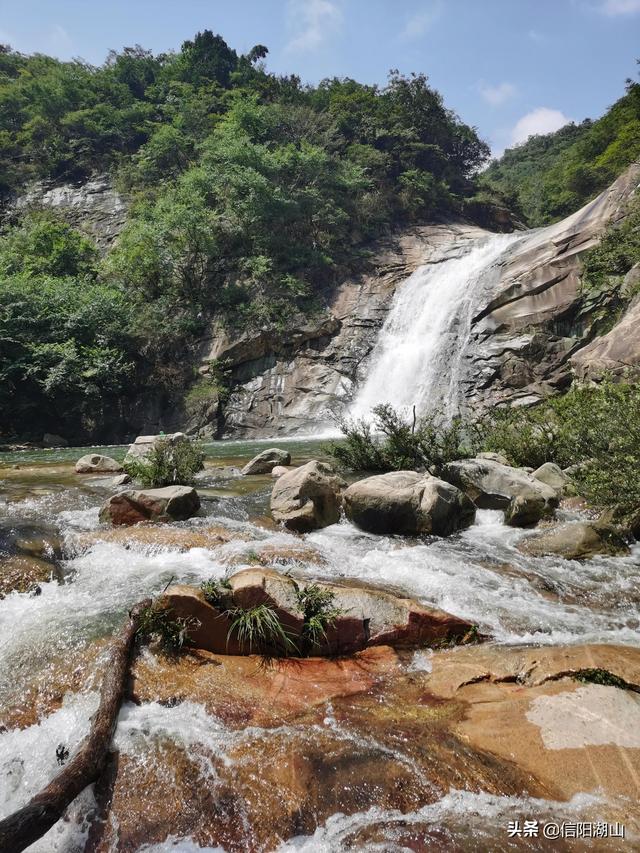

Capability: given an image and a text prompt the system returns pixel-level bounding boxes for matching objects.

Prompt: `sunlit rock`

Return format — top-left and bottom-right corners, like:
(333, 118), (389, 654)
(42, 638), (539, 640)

(343, 471), (476, 536)
(99, 485), (200, 525)
(518, 521), (628, 560)
(241, 447), (291, 475)
(75, 453), (123, 474)
(270, 460), (345, 532)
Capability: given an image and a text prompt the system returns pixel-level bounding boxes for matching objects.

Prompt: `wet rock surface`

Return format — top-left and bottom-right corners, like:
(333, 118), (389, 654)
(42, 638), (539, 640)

(84, 641), (640, 852)
(344, 470), (476, 536)
(518, 521), (629, 560)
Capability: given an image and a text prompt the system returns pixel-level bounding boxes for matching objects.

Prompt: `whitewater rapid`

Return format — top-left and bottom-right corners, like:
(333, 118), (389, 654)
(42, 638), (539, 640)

(350, 232), (522, 421)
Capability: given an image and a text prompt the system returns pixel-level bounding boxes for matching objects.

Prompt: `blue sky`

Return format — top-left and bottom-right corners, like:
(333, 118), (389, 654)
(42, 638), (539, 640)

(1, 0), (638, 155)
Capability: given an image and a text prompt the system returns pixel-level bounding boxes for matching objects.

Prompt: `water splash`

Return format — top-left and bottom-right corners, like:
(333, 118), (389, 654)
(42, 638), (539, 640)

(350, 232), (521, 420)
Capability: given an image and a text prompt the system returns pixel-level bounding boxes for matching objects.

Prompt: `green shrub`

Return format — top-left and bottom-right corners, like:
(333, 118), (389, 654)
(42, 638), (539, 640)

(226, 603), (297, 656)
(137, 601), (200, 650)
(124, 437), (205, 488)
(294, 582), (344, 655)
(479, 381), (640, 521)
(200, 576), (232, 608)
(326, 403), (475, 473)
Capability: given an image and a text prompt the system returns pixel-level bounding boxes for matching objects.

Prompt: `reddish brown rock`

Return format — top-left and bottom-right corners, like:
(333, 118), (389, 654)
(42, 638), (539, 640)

(161, 569), (475, 657)
(98, 486), (200, 525)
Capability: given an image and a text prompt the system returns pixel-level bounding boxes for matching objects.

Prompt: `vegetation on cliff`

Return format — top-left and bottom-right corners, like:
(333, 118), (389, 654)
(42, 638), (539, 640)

(0, 32), (492, 440)
(481, 69), (640, 226)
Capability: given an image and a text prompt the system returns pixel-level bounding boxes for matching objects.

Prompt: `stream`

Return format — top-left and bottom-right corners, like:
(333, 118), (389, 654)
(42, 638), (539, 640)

(1, 439), (639, 851)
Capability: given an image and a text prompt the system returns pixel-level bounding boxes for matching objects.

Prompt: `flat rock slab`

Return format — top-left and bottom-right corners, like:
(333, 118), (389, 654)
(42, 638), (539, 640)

(426, 642), (640, 803)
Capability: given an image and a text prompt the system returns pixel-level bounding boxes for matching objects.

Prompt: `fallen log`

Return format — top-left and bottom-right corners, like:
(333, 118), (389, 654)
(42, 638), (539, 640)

(0, 599), (151, 853)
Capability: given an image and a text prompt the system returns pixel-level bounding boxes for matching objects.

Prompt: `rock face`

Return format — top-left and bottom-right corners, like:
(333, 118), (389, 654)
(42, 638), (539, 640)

(270, 460), (345, 532)
(441, 458), (558, 526)
(196, 224), (490, 437)
(343, 471), (476, 536)
(99, 486), (200, 525)
(462, 162), (640, 409)
(15, 175), (128, 250)
(518, 521), (629, 560)
(241, 447), (291, 475)
(571, 294), (640, 381)
(89, 641), (640, 852)
(161, 568), (475, 656)
(184, 165), (639, 439)
(75, 453), (123, 474)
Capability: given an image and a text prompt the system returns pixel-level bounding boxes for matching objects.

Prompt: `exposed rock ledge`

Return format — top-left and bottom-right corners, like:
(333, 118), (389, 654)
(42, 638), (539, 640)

(193, 163), (639, 436)
(83, 641), (640, 851)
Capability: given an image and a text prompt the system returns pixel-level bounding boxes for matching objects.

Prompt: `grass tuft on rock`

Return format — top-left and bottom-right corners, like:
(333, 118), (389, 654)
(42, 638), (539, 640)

(136, 601), (200, 651)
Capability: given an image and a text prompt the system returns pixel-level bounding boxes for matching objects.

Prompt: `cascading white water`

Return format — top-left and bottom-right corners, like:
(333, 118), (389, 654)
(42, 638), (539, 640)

(350, 232), (522, 421)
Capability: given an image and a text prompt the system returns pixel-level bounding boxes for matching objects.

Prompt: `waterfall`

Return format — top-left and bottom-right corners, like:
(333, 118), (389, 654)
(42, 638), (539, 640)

(349, 232), (522, 421)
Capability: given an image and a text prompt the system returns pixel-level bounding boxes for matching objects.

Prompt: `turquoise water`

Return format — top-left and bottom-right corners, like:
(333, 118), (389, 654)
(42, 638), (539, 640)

(0, 437), (332, 467)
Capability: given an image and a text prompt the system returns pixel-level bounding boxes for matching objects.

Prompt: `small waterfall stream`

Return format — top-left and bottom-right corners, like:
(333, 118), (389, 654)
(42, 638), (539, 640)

(350, 232), (522, 420)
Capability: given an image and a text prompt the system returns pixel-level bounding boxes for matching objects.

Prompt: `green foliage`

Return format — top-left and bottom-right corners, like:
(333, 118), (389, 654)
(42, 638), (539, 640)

(0, 213), (98, 278)
(326, 403), (475, 473)
(294, 582), (344, 654)
(124, 437), (205, 488)
(200, 576), (232, 608)
(226, 603), (297, 656)
(479, 381), (640, 520)
(0, 269), (136, 436)
(481, 72), (640, 226)
(573, 668), (630, 689)
(137, 600), (200, 650)
(580, 194), (640, 299)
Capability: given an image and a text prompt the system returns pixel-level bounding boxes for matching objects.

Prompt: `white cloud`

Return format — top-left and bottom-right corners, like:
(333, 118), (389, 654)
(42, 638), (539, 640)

(399, 3), (442, 41)
(285, 0), (343, 53)
(479, 81), (517, 107)
(510, 107), (572, 146)
(599, 0), (640, 14)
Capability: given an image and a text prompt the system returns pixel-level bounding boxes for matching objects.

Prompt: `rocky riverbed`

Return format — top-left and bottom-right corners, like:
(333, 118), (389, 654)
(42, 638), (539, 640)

(1, 439), (639, 851)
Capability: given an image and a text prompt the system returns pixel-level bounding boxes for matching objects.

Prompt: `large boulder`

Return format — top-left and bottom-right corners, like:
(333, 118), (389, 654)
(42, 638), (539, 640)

(241, 447), (291, 475)
(99, 486), (200, 526)
(124, 432), (188, 464)
(161, 568), (475, 657)
(75, 453), (123, 474)
(532, 462), (570, 496)
(343, 471), (476, 536)
(518, 521), (629, 560)
(441, 458), (558, 527)
(270, 460), (345, 532)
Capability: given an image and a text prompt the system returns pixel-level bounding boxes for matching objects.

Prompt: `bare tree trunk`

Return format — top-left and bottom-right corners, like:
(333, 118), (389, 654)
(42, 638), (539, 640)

(0, 599), (150, 853)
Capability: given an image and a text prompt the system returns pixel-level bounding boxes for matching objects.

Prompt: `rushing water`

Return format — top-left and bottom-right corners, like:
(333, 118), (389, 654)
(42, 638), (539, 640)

(1, 441), (639, 850)
(350, 232), (522, 420)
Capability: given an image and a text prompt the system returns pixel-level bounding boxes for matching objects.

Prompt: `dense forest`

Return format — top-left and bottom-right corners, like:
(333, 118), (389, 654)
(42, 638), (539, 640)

(0, 32), (495, 440)
(0, 33), (638, 442)
(481, 70), (640, 226)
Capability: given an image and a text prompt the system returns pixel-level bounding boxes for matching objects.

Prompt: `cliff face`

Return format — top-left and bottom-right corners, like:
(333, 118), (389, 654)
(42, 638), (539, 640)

(12, 176), (128, 250)
(199, 224), (491, 437)
(8, 166), (639, 442)
(463, 162), (640, 409)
